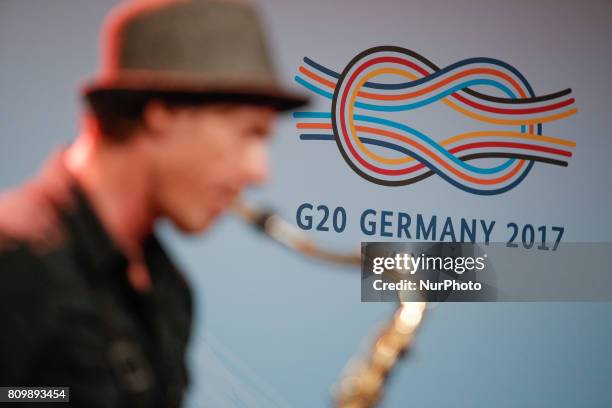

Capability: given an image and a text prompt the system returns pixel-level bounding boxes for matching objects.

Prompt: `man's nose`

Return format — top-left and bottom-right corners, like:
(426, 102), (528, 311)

(242, 144), (270, 186)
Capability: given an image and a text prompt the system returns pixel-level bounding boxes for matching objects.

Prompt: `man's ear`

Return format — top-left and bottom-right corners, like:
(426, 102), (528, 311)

(141, 100), (176, 136)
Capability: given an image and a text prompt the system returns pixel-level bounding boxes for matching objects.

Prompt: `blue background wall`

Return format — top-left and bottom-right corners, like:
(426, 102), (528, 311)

(1, 1), (611, 407)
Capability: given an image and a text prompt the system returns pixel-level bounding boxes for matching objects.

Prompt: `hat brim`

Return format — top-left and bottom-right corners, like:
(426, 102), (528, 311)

(82, 74), (309, 112)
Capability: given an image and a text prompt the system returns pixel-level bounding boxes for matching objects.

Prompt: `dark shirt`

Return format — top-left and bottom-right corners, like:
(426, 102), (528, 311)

(0, 152), (192, 407)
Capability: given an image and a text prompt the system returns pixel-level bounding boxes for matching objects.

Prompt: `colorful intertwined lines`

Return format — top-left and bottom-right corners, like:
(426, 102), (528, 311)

(294, 46), (577, 195)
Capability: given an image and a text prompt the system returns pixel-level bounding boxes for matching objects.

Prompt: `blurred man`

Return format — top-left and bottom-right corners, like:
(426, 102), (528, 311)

(0, 0), (306, 407)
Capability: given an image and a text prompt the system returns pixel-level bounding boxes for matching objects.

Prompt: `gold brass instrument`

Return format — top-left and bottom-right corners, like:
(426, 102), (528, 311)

(232, 200), (427, 408)
(333, 302), (426, 408)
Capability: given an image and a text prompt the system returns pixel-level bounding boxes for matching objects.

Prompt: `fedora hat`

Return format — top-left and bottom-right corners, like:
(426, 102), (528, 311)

(83, 0), (308, 110)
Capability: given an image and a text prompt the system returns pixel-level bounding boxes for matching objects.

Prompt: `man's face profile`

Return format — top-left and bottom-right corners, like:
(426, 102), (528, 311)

(139, 102), (277, 233)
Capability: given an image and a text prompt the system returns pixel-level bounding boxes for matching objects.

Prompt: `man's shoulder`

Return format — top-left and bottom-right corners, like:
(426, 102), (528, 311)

(0, 153), (80, 303)
(0, 188), (58, 251)
(0, 186), (91, 333)
(0, 152), (75, 255)
(0, 186), (63, 299)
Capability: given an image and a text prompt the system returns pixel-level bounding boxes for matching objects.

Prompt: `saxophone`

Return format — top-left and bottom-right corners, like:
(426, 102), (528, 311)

(232, 200), (427, 408)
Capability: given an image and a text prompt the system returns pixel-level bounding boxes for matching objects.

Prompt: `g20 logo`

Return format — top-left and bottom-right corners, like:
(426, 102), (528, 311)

(294, 46), (577, 195)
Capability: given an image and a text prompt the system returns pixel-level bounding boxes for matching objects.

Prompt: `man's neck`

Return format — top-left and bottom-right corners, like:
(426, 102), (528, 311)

(64, 130), (156, 261)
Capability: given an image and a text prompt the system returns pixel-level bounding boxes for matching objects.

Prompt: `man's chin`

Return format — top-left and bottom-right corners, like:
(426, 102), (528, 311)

(171, 210), (222, 235)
